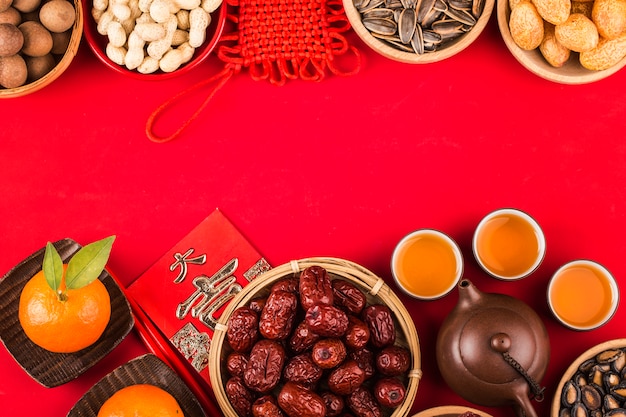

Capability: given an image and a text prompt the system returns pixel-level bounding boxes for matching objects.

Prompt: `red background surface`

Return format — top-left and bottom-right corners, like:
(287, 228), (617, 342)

(2, 5), (626, 416)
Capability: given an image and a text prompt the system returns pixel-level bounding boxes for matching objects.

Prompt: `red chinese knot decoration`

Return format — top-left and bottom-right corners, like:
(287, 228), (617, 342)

(147, 0), (361, 142)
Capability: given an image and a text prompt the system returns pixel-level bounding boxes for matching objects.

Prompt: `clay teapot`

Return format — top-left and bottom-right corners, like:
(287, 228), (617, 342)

(436, 279), (550, 417)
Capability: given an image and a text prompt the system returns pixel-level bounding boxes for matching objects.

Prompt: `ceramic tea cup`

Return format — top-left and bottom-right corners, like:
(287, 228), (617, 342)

(547, 260), (619, 331)
(391, 229), (463, 300)
(472, 208), (546, 280)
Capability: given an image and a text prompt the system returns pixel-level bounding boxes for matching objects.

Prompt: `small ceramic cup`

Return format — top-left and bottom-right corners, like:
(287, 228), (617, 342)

(547, 260), (619, 331)
(391, 229), (463, 300)
(472, 208), (546, 280)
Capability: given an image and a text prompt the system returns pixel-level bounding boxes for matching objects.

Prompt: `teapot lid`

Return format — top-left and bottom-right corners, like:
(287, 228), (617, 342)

(459, 305), (541, 384)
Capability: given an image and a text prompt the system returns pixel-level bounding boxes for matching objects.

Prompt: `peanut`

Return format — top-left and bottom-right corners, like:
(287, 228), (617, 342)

(201, 0), (220, 13)
(539, 22), (571, 67)
(531, 0), (570, 24)
(509, 1), (545, 50)
(592, 0), (626, 39)
(188, 6), (208, 47)
(124, 30), (144, 68)
(580, 32), (626, 69)
(134, 21), (166, 41)
(555, 13), (598, 52)
(105, 42), (126, 64)
(107, 20), (127, 47)
(146, 14), (176, 59)
(137, 55), (159, 73)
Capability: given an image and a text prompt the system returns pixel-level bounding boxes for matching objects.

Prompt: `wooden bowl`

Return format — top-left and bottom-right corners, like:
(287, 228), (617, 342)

(551, 338), (626, 417)
(81, 0), (227, 80)
(413, 405), (494, 417)
(209, 257), (422, 417)
(342, 0), (494, 63)
(496, 0), (626, 84)
(0, 238), (134, 387)
(67, 354), (207, 417)
(0, 0), (83, 98)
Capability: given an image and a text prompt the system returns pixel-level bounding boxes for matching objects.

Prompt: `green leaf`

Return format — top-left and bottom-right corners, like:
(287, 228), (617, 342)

(65, 236), (116, 290)
(42, 242), (63, 292)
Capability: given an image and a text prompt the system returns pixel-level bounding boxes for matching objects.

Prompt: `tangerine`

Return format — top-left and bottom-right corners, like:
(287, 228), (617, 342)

(18, 266), (111, 353)
(97, 384), (183, 417)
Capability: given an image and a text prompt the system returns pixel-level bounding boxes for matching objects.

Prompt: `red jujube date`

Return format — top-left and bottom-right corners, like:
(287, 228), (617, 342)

(227, 306), (260, 352)
(278, 381), (327, 417)
(244, 339), (286, 393)
(332, 280), (366, 315)
(306, 304), (349, 338)
(373, 377), (406, 408)
(259, 290), (298, 340)
(361, 304), (395, 348)
(327, 359), (366, 395)
(299, 266), (334, 310)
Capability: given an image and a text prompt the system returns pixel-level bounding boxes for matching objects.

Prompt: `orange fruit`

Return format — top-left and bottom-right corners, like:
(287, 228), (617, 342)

(97, 384), (183, 417)
(18, 266), (111, 353)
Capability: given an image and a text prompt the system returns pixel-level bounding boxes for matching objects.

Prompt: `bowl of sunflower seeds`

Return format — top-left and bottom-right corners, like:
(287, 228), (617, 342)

(342, 0), (494, 63)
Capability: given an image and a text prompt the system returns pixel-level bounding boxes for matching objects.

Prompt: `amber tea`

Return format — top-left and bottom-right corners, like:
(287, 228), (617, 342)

(548, 260), (619, 331)
(473, 208), (546, 280)
(391, 229), (463, 300)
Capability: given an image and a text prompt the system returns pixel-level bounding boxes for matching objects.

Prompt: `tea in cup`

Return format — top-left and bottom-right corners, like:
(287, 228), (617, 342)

(548, 260), (619, 331)
(391, 229), (463, 300)
(472, 208), (546, 280)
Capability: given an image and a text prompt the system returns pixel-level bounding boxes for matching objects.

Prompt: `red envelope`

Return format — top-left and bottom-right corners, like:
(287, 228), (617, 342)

(127, 209), (271, 385)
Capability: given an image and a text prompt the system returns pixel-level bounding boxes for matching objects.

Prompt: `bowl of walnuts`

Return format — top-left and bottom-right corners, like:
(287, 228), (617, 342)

(208, 257), (422, 417)
(497, 0), (626, 84)
(0, 0), (82, 97)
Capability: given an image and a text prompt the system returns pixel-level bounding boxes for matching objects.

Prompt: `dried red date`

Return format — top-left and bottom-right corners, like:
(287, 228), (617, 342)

(361, 304), (395, 348)
(332, 280), (366, 315)
(259, 290), (298, 340)
(228, 306), (260, 352)
(321, 392), (345, 417)
(344, 316), (370, 350)
(375, 346), (410, 376)
(311, 338), (347, 369)
(226, 376), (255, 417)
(346, 387), (382, 417)
(227, 352), (249, 378)
(283, 353), (323, 388)
(350, 347), (375, 380)
(252, 395), (285, 417)
(244, 339), (286, 393)
(288, 320), (321, 354)
(249, 297), (267, 314)
(306, 305), (349, 337)
(327, 359), (366, 395)
(278, 381), (327, 417)
(271, 277), (300, 293)
(299, 266), (334, 310)
(373, 377), (406, 408)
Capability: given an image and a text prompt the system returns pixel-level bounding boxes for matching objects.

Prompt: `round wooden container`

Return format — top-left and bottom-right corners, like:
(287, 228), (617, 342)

(497, 0), (626, 84)
(413, 405), (494, 417)
(209, 257), (422, 417)
(551, 338), (626, 417)
(0, 0), (83, 98)
(342, 0), (494, 64)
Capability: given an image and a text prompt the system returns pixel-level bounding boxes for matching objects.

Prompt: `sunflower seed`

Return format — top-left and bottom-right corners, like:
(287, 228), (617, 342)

(362, 17), (398, 36)
(398, 8), (417, 43)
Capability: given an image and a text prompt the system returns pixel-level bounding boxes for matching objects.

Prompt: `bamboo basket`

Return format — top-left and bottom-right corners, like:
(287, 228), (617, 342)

(0, 0), (83, 99)
(209, 257), (422, 417)
(412, 405), (494, 417)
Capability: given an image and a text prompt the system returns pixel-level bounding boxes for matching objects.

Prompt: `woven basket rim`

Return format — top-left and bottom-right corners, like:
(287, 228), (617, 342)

(209, 256), (422, 417)
(0, 0), (83, 99)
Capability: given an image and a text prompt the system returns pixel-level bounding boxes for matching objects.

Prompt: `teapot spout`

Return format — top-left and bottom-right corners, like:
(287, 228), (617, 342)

(512, 389), (539, 417)
(456, 279), (484, 311)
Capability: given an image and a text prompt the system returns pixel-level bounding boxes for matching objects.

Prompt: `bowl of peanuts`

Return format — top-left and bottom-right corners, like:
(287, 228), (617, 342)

(342, 0), (494, 63)
(497, 0), (626, 84)
(81, 0), (226, 79)
(0, 0), (83, 97)
(208, 257), (422, 417)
